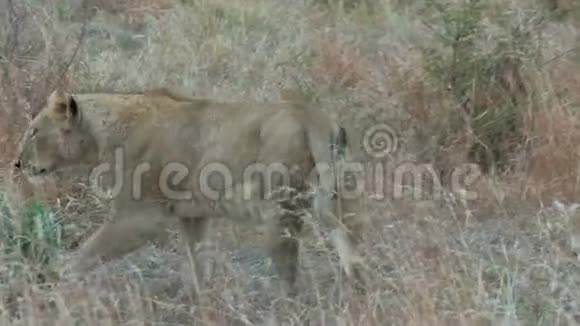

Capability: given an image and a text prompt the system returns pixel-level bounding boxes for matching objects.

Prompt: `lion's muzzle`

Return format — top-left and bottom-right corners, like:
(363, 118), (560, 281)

(14, 157), (49, 176)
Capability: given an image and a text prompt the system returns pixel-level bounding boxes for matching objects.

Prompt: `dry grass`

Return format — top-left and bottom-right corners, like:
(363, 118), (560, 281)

(3, 0), (580, 324)
(311, 37), (369, 89)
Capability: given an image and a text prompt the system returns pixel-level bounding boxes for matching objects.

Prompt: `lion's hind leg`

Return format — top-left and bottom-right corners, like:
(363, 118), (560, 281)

(264, 200), (305, 297)
(256, 120), (314, 297)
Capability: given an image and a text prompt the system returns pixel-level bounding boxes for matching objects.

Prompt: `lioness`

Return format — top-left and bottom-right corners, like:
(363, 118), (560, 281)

(13, 87), (367, 296)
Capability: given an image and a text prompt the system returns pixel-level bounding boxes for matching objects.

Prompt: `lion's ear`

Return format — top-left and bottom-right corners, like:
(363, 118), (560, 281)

(48, 89), (79, 128)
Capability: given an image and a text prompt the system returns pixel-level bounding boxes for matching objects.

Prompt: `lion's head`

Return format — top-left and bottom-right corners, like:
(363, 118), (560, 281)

(13, 89), (96, 178)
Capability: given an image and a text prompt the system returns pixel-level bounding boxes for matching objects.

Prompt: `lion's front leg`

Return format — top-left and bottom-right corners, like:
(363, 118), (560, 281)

(60, 202), (172, 277)
(177, 217), (210, 301)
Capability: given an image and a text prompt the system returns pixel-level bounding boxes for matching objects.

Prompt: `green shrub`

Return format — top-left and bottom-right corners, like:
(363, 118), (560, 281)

(0, 191), (64, 268)
(421, 0), (540, 176)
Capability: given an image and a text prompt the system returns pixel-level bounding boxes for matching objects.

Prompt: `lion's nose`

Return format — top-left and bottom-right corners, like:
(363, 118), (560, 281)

(14, 160), (21, 169)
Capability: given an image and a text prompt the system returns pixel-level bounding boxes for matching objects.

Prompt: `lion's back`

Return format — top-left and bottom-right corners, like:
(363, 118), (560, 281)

(74, 88), (336, 168)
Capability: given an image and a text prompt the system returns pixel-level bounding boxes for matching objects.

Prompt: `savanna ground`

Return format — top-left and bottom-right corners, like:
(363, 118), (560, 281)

(2, 0), (580, 324)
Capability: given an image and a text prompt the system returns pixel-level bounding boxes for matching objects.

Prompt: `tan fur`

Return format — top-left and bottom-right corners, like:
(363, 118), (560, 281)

(14, 87), (367, 297)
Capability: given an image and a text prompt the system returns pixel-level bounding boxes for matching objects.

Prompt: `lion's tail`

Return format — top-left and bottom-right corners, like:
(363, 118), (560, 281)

(305, 120), (351, 223)
(306, 120), (366, 279)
